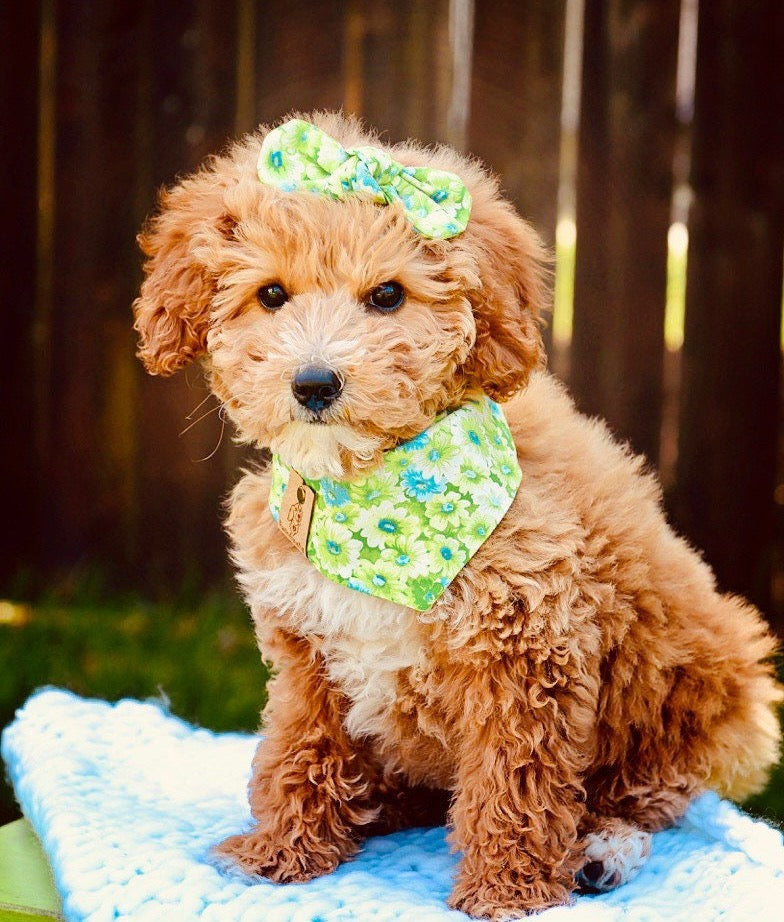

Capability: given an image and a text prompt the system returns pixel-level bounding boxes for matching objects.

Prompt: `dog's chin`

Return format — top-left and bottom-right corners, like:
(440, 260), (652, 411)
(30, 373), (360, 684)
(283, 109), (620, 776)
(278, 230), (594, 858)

(270, 420), (385, 481)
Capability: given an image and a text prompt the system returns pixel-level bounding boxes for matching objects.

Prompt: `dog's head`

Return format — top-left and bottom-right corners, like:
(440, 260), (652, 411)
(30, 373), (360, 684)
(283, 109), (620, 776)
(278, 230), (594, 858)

(133, 112), (547, 479)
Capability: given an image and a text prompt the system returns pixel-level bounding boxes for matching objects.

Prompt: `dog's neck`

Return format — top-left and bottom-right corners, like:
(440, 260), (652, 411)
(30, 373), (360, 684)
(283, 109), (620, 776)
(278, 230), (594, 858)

(268, 395), (522, 612)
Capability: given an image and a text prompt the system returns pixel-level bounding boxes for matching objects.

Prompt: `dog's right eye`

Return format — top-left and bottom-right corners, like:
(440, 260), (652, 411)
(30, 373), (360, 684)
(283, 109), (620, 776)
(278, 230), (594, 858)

(257, 283), (289, 311)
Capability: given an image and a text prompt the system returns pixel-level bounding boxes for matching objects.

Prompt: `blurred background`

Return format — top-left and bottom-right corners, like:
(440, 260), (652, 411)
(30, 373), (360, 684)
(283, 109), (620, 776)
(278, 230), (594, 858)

(2, 0), (783, 825)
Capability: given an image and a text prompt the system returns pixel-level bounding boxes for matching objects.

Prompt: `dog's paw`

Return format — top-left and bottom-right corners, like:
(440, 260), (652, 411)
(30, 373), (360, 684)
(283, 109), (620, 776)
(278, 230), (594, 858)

(213, 829), (342, 883)
(576, 818), (652, 892)
(448, 879), (571, 919)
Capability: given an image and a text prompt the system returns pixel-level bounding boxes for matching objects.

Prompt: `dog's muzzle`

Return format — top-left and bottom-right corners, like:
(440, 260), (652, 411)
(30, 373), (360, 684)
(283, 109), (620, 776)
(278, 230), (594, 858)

(291, 365), (343, 413)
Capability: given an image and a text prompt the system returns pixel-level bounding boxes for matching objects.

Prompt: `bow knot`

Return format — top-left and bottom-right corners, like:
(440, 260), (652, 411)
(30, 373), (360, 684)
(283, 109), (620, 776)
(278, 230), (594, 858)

(257, 119), (471, 239)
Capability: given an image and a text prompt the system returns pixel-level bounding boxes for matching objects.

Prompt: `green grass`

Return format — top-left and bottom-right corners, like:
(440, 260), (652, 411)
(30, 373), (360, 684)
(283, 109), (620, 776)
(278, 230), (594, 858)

(1, 594), (782, 831)
(0, 591), (268, 825)
(744, 748), (784, 826)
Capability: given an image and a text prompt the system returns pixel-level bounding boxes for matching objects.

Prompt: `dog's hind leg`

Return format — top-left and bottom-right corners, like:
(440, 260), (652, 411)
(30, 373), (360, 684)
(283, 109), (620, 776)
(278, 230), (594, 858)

(576, 815), (652, 892)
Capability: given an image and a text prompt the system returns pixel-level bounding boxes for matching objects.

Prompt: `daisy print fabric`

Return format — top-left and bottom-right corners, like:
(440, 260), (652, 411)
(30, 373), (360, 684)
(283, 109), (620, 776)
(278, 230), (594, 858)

(269, 396), (522, 611)
(257, 118), (472, 240)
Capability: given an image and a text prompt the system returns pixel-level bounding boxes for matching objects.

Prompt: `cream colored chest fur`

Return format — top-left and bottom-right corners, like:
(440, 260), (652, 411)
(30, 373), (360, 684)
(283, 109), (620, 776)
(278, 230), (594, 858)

(245, 550), (428, 740)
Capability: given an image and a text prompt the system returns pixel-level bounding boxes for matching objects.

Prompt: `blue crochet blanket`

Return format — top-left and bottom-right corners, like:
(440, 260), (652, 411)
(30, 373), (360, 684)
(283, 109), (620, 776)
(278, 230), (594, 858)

(3, 689), (783, 921)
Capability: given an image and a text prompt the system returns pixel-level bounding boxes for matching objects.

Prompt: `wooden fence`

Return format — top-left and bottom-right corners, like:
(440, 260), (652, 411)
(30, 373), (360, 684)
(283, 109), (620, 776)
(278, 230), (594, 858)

(3, 0), (783, 630)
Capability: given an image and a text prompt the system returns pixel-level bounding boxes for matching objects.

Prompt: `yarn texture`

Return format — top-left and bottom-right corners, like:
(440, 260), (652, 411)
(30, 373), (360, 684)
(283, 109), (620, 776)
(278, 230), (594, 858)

(2, 689), (783, 921)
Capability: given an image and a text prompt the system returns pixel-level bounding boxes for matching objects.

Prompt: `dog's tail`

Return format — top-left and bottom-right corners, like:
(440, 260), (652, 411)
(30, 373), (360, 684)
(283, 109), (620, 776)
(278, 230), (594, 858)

(702, 593), (782, 801)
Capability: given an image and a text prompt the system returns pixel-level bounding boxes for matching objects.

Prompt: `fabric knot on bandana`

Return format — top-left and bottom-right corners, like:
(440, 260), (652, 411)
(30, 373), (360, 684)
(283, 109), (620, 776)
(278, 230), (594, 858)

(258, 118), (472, 239)
(269, 396), (521, 611)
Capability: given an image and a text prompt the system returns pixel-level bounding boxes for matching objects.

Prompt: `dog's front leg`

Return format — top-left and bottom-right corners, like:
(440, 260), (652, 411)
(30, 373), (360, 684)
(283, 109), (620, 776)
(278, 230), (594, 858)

(216, 631), (379, 882)
(447, 658), (593, 919)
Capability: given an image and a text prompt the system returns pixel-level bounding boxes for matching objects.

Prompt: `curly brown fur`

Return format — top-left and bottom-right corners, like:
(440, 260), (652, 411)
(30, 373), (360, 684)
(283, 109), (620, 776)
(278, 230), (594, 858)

(134, 112), (782, 919)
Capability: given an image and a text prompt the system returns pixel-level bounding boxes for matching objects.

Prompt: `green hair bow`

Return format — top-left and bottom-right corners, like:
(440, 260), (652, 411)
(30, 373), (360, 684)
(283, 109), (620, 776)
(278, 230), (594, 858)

(257, 119), (472, 240)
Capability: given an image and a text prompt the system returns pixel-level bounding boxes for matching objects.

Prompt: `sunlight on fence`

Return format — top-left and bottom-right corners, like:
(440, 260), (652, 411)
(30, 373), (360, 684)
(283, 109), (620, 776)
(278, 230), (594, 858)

(665, 222), (688, 351)
(553, 217), (576, 347)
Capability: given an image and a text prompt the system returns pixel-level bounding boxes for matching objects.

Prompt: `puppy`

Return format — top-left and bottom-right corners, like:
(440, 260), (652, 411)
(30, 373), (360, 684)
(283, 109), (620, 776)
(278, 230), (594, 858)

(133, 112), (781, 919)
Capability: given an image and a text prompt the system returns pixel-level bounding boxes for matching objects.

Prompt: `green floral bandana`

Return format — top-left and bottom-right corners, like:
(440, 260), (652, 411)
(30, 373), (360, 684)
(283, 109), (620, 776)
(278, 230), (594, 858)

(257, 118), (472, 239)
(269, 396), (521, 611)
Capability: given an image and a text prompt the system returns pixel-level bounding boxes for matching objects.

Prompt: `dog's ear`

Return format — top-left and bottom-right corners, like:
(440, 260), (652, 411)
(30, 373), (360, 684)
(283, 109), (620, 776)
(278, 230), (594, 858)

(133, 163), (235, 376)
(461, 194), (549, 401)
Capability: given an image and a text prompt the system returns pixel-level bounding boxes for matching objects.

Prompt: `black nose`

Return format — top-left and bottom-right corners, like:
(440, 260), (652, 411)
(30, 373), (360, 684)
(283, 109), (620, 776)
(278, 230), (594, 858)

(291, 365), (343, 412)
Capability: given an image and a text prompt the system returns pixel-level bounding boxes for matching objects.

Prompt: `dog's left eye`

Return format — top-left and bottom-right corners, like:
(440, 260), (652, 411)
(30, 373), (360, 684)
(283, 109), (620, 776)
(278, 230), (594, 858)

(366, 282), (405, 313)
(257, 283), (289, 311)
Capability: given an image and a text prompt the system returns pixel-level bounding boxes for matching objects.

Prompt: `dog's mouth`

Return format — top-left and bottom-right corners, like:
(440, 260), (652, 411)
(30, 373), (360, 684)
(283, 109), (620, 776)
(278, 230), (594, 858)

(291, 402), (340, 426)
(271, 414), (385, 481)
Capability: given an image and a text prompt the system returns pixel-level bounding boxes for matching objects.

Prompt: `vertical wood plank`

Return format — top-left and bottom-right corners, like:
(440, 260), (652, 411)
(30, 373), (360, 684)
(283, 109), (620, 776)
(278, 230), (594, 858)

(43, 0), (143, 584)
(343, 0), (365, 117)
(252, 0), (344, 126)
(234, 0), (257, 136)
(674, 1), (784, 617)
(570, 0), (680, 465)
(469, 0), (565, 246)
(0, 2), (41, 587)
(358, 0), (451, 145)
(360, 1), (406, 137)
(446, 0), (475, 150)
(468, 0), (565, 356)
(134, 0), (241, 593)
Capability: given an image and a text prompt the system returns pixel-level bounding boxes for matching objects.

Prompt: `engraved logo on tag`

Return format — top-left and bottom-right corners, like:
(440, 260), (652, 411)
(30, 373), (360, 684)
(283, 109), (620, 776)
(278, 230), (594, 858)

(278, 471), (315, 555)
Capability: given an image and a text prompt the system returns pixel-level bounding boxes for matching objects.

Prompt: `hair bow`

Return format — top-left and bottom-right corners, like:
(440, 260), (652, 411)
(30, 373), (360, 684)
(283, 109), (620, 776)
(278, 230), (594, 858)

(257, 119), (471, 240)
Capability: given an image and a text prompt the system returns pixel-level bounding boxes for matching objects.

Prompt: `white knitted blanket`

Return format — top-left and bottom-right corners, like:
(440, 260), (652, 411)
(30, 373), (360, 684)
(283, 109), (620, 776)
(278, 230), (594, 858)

(2, 689), (783, 921)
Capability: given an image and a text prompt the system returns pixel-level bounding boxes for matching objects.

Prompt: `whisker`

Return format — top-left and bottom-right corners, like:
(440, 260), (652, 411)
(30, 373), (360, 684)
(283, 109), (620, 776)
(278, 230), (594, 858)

(195, 412), (226, 462)
(180, 389), (258, 437)
(185, 391), (216, 420)
(179, 403), (221, 436)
